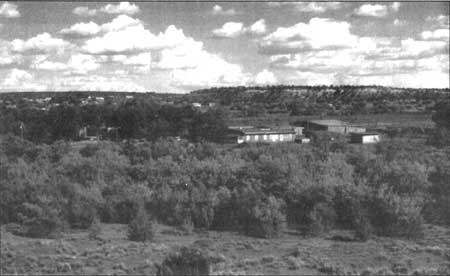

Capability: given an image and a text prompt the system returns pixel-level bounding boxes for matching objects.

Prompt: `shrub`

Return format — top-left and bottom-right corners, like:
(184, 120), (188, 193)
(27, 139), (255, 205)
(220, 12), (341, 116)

(240, 196), (286, 238)
(307, 202), (336, 235)
(127, 207), (155, 242)
(156, 246), (211, 276)
(88, 216), (102, 240)
(425, 164), (450, 225)
(17, 202), (66, 238)
(367, 188), (424, 239)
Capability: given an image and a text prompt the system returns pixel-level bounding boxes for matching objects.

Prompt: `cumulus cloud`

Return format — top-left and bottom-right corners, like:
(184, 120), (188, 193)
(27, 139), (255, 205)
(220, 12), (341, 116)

(73, 2), (139, 17)
(259, 18), (358, 54)
(294, 2), (342, 13)
(212, 22), (245, 38)
(73, 6), (97, 17)
(258, 17), (449, 88)
(248, 19), (267, 35)
(355, 4), (389, 17)
(393, 19), (406, 26)
(0, 2), (20, 18)
(426, 15), (449, 29)
(2, 68), (47, 91)
(60, 22), (102, 38)
(421, 29), (449, 41)
(268, 2), (342, 13)
(100, 2), (140, 15)
(31, 53), (101, 74)
(75, 15), (251, 89)
(254, 69), (277, 85)
(211, 4), (237, 16)
(0, 40), (23, 66)
(11, 33), (72, 54)
(60, 15), (141, 38)
(212, 19), (267, 38)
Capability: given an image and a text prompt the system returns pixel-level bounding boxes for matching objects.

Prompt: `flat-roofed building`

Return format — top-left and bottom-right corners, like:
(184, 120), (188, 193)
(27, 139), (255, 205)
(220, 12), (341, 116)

(302, 119), (366, 134)
(226, 127), (296, 144)
(350, 132), (381, 144)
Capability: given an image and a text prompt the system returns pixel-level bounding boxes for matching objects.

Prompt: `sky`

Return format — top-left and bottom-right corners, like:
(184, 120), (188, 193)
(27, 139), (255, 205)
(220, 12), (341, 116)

(0, 1), (448, 93)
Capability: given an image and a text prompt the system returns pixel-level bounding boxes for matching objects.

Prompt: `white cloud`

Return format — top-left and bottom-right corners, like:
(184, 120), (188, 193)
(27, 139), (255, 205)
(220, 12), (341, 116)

(11, 33), (72, 54)
(77, 15), (250, 90)
(426, 15), (449, 28)
(67, 54), (100, 74)
(254, 69), (277, 85)
(212, 22), (245, 38)
(355, 4), (389, 17)
(294, 2), (342, 13)
(268, 2), (342, 13)
(0, 2), (19, 18)
(60, 21), (101, 37)
(73, 6), (97, 17)
(0, 40), (22, 66)
(421, 29), (449, 41)
(259, 17), (449, 89)
(60, 15), (141, 38)
(212, 19), (267, 38)
(2, 68), (47, 91)
(393, 19), (405, 26)
(248, 19), (267, 35)
(73, 2), (140, 17)
(260, 18), (358, 54)
(31, 53), (100, 74)
(391, 2), (401, 12)
(101, 2), (140, 15)
(212, 5), (236, 16)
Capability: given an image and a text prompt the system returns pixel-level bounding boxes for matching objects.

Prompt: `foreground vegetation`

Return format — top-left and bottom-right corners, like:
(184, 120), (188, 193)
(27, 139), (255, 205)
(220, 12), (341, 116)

(1, 129), (449, 241)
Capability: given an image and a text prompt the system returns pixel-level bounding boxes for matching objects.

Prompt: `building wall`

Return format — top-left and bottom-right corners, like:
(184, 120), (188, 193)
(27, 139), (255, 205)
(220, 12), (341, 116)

(351, 134), (380, 144)
(240, 133), (295, 143)
(362, 135), (380, 143)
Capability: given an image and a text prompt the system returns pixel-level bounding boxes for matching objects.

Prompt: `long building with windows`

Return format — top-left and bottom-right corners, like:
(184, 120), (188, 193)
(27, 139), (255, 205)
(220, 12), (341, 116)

(226, 126), (297, 144)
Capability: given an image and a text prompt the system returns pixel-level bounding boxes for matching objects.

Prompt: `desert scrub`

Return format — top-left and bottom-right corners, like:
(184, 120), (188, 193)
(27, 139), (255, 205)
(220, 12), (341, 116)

(88, 216), (102, 240)
(240, 195), (286, 238)
(127, 207), (155, 242)
(156, 246), (210, 276)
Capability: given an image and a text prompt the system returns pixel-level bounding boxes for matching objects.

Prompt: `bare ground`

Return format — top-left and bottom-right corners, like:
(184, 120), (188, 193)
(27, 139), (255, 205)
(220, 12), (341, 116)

(1, 223), (449, 275)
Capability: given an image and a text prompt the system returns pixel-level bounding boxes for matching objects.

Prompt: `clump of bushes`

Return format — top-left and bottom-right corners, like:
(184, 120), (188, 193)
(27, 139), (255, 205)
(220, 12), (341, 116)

(156, 246), (211, 276)
(127, 207), (155, 242)
(239, 196), (286, 238)
(17, 202), (66, 238)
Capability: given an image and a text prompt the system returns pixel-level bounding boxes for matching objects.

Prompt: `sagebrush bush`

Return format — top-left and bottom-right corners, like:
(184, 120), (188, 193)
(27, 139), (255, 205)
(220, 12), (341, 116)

(307, 202), (337, 235)
(88, 216), (102, 240)
(17, 202), (66, 238)
(156, 246), (211, 276)
(127, 207), (155, 242)
(240, 196), (286, 238)
(367, 188), (424, 239)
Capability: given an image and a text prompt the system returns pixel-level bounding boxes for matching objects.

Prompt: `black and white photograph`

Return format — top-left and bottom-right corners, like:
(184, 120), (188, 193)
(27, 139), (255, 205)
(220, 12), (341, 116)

(0, 0), (449, 275)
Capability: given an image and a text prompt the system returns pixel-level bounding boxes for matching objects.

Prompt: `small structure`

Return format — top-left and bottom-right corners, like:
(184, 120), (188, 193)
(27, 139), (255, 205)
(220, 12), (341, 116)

(226, 126), (296, 144)
(192, 102), (202, 108)
(350, 132), (381, 144)
(302, 119), (366, 134)
(295, 136), (311, 144)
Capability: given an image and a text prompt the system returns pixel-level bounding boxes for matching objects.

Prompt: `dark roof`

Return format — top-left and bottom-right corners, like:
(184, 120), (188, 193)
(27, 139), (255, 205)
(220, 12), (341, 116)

(350, 132), (380, 136)
(309, 119), (348, 126)
(228, 127), (296, 135)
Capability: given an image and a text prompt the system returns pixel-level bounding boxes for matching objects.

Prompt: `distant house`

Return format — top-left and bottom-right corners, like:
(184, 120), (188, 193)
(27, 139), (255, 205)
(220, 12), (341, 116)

(226, 126), (296, 144)
(350, 132), (381, 144)
(79, 126), (119, 141)
(301, 119), (366, 134)
(192, 102), (202, 108)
